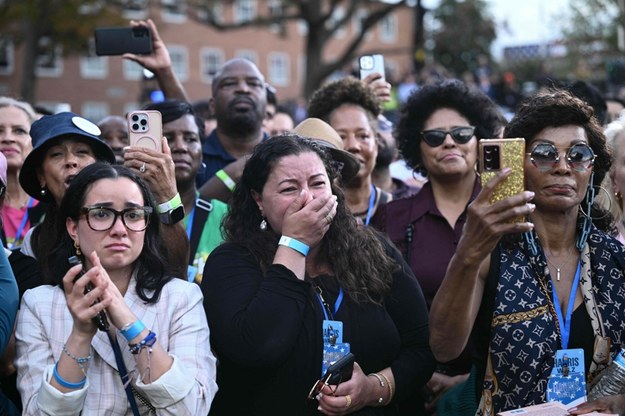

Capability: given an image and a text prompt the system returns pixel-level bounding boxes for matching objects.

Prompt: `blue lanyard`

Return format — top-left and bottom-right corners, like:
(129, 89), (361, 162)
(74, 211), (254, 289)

(315, 287), (344, 321)
(364, 184), (377, 226)
(551, 260), (581, 349)
(10, 197), (34, 249)
(185, 204), (196, 239)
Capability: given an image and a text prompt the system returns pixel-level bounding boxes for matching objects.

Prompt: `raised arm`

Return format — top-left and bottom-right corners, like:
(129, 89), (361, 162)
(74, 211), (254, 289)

(429, 170), (535, 362)
(123, 19), (189, 102)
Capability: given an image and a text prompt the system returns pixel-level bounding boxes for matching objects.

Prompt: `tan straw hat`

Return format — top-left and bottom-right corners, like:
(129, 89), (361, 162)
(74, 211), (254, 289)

(293, 118), (359, 182)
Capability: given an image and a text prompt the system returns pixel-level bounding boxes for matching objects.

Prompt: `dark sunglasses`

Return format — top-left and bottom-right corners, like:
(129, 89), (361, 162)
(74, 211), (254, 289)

(306, 372), (341, 407)
(420, 126), (476, 147)
(527, 142), (595, 172)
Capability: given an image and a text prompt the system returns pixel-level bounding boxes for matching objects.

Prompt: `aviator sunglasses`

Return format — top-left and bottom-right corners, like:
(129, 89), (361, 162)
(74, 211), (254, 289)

(420, 126), (476, 147)
(527, 142), (595, 172)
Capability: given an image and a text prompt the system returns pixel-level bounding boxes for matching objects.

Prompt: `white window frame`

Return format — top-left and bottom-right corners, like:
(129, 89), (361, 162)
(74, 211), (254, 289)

(234, 0), (256, 23)
(379, 13), (397, 43)
(121, 0), (149, 19)
(80, 39), (108, 79)
(267, 52), (290, 87)
(0, 38), (14, 75)
(327, 6), (346, 38)
(353, 9), (371, 40)
(161, 0), (187, 23)
(297, 19), (308, 36)
(81, 102), (110, 123)
(35, 38), (63, 78)
(235, 49), (258, 66)
(167, 45), (189, 82)
(200, 48), (225, 84)
(123, 59), (143, 81)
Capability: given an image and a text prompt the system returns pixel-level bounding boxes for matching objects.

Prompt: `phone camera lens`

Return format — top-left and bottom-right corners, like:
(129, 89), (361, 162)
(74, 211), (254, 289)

(132, 115), (139, 122)
(132, 123), (139, 131)
(140, 119), (147, 126)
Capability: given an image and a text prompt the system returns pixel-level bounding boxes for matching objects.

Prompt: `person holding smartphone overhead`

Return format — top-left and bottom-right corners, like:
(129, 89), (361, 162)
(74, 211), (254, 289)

(371, 79), (505, 413)
(14, 163), (217, 415)
(429, 89), (625, 415)
(201, 134), (434, 415)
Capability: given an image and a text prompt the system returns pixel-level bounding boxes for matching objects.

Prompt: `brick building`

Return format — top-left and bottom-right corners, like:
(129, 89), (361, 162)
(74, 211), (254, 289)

(0, 0), (414, 121)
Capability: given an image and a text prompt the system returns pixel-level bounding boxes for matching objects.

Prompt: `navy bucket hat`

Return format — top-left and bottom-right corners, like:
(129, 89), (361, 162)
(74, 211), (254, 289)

(19, 112), (115, 202)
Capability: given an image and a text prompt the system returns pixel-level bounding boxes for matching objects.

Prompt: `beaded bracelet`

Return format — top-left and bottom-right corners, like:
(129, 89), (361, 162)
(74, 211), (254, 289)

(53, 362), (86, 389)
(62, 344), (92, 377)
(120, 320), (146, 341)
(129, 331), (157, 355)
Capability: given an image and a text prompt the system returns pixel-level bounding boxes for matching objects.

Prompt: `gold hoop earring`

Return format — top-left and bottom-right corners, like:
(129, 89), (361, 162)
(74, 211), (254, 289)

(74, 240), (82, 257)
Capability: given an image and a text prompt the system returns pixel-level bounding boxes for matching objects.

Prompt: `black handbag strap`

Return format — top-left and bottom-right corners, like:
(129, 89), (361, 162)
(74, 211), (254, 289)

(188, 198), (213, 265)
(107, 331), (141, 416)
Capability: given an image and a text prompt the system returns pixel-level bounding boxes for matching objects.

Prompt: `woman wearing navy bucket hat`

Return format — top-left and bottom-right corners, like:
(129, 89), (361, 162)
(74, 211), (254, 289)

(18, 112), (188, 279)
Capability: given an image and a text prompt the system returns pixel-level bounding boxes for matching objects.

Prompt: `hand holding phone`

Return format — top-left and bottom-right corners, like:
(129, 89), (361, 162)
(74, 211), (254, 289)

(307, 353), (355, 403)
(94, 27), (153, 56)
(478, 138), (526, 223)
(68, 256), (110, 331)
(359, 54), (385, 81)
(127, 110), (163, 152)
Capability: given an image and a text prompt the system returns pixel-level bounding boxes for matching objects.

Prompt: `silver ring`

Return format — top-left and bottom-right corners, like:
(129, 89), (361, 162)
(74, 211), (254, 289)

(140, 162), (146, 173)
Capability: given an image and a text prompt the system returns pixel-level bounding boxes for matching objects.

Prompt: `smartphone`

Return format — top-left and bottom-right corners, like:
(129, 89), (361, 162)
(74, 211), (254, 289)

(68, 256), (110, 332)
(359, 54), (385, 81)
(127, 110), (162, 152)
(323, 352), (355, 385)
(479, 138), (526, 223)
(94, 27), (153, 56)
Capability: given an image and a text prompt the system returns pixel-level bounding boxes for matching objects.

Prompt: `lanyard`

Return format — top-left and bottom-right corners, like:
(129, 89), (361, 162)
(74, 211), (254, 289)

(551, 260), (581, 349)
(10, 197), (34, 249)
(364, 184), (377, 226)
(185, 204), (196, 239)
(314, 285), (344, 321)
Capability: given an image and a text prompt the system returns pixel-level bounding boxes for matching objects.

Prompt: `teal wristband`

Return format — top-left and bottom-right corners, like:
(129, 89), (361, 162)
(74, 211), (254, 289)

(53, 362), (86, 389)
(278, 236), (310, 256)
(120, 320), (146, 341)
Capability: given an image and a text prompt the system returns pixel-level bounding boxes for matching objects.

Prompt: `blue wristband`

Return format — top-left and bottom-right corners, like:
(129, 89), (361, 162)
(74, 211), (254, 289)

(53, 362), (86, 389)
(278, 236), (310, 256)
(120, 320), (146, 341)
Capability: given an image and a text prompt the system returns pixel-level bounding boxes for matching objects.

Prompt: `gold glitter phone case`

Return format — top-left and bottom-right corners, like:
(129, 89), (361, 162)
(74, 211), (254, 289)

(479, 138), (525, 223)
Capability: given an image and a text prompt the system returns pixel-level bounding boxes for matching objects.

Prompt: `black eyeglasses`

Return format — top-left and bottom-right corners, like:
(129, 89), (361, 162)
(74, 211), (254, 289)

(421, 126), (476, 147)
(527, 142), (595, 172)
(306, 372), (340, 406)
(80, 206), (153, 232)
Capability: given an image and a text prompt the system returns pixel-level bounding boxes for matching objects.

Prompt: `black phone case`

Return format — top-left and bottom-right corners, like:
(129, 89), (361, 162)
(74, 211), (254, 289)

(94, 27), (152, 56)
(324, 353), (355, 385)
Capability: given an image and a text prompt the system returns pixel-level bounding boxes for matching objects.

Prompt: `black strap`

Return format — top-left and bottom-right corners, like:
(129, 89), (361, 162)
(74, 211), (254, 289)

(188, 198), (213, 265)
(107, 331), (141, 416)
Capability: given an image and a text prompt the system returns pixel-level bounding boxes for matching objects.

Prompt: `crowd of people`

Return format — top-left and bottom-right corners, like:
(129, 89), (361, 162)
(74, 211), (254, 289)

(1, 17), (625, 416)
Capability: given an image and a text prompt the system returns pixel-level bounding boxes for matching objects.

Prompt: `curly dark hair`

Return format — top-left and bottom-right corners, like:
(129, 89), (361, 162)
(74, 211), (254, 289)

(223, 134), (396, 304)
(44, 163), (174, 303)
(395, 79), (505, 175)
(504, 88), (613, 231)
(307, 77), (380, 123)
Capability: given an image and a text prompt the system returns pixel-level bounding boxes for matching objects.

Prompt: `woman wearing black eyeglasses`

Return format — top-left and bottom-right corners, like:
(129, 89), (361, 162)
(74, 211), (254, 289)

(14, 163), (217, 415)
(429, 89), (625, 415)
(371, 79), (505, 413)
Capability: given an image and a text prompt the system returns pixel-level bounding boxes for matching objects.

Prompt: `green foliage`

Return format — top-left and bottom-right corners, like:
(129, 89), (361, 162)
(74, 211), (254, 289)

(431, 0), (496, 76)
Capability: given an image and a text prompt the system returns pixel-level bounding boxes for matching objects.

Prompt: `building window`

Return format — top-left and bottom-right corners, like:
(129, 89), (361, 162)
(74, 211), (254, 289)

(0, 38), (14, 75)
(297, 19), (308, 36)
(268, 0), (284, 33)
(123, 59), (143, 80)
(379, 13), (397, 43)
(82, 102), (110, 123)
(122, 0), (148, 19)
(353, 8), (371, 40)
(80, 39), (108, 79)
(268, 52), (289, 87)
(235, 49), (258, 66)
(234, 0), (256, 23)
(200, 48), (224, 84)
(35, 37), (63, 77)
(327, 6), (346, 38)
(161, 0), (187, 23)
(168, 45), (188, 81)
(197, 2), (223, 24)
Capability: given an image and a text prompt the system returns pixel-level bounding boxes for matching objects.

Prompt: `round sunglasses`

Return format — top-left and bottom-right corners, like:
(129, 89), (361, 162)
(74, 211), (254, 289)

(527, 142), (595, 172)
(420, 126), (476, 147)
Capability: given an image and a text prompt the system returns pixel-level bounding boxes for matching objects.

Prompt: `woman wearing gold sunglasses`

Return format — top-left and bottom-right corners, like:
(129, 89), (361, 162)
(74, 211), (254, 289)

(430, 89), (625, 415)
